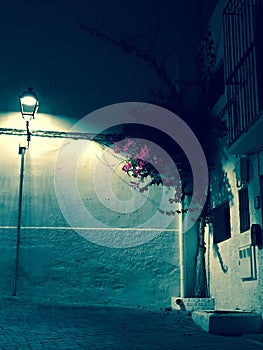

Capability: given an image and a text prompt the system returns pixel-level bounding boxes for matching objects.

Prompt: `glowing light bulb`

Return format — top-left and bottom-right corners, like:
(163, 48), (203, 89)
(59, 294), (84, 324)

(20, 96), (37, 106)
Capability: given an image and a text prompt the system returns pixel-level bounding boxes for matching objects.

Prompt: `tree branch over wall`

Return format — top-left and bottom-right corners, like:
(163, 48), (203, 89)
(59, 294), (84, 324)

(81, 24), (181, 109)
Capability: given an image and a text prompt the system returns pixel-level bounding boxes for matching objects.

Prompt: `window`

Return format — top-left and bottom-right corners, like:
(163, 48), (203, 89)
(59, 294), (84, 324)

(239, 188), (250, 232)
(213, 201), (231, 244)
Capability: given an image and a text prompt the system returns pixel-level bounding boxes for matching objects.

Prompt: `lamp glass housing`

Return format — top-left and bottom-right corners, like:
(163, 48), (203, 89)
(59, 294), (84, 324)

(19, 87), (39, 121)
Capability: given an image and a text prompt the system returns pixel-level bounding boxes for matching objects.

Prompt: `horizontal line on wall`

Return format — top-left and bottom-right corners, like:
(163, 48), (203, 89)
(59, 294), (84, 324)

(0, 226), (179, 232)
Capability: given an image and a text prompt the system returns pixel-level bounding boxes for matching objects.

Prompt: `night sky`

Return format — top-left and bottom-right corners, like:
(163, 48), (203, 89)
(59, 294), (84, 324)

(0, 0), (218, 119)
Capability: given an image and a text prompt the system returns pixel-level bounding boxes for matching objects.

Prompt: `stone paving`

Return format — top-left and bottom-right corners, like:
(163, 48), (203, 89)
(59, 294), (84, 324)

(0, 297), (263, 349)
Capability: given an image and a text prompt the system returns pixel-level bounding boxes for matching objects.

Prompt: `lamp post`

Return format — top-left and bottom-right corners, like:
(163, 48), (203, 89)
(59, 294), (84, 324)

(13, 87), (39, 296)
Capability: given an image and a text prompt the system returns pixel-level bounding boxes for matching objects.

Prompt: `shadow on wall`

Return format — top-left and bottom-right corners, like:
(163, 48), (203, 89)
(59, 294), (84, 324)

(210, 158), (234, 206)
(213, 244), (228, 273)
(210, 148), (233, 273)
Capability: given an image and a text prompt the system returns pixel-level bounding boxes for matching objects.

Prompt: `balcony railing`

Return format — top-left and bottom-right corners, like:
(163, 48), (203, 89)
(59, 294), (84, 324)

(223, 0), (261, 145)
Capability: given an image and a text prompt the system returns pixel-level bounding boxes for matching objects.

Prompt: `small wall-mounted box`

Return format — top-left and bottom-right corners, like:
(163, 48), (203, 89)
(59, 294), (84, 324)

(251, 224), (262, 246)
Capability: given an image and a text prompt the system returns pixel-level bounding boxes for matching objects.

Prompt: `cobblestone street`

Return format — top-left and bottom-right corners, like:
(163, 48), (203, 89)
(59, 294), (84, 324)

(0, 297), (263, 349)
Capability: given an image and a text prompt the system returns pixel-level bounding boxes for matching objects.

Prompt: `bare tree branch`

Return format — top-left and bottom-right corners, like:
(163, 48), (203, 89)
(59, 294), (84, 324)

(81, 24), (181, 108)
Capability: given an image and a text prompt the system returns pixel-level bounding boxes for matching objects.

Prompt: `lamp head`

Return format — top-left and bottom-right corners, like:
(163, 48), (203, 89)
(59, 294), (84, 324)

(19, 87), (39, 121)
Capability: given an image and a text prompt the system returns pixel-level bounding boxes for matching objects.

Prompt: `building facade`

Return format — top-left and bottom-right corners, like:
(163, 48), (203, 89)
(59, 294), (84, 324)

(207, 0), (263, 313)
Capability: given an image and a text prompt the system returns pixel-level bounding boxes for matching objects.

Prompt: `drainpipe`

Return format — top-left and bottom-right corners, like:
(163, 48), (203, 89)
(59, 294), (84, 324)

(13, 145), (26, 296)
(179, 202), (185, 298)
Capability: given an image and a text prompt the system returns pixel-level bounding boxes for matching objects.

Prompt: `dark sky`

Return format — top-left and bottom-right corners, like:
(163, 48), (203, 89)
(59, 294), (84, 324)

(0, 0), (217, 119)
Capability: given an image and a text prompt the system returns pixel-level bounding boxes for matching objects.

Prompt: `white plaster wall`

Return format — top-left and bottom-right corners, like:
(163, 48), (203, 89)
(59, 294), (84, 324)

(209, 142), (263, 313)
(0, 113), (180, 310)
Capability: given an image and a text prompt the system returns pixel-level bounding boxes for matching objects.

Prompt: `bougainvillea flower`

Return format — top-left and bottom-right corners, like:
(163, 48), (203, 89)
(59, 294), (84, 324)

(139, 160), (144, 168)
(122, 163), (132, 172)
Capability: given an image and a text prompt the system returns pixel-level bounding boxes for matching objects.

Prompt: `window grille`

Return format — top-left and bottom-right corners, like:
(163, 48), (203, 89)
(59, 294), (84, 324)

(213, 201), (231, 244)
(239, 187), (250, 232)
(223, 0), (261, 144)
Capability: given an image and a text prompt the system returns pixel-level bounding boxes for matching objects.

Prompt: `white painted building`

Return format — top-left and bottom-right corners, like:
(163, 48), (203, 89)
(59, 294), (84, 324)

(0, 111), (183, 310)
(207, 0), (263, 313)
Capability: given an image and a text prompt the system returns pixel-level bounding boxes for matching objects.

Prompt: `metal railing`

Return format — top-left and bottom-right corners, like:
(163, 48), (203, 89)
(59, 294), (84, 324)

(223, 0), (260, 145)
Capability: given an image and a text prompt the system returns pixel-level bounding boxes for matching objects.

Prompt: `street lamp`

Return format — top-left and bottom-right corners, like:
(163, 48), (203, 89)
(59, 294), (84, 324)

(19, 87), (39, 146)
(13, 87), (39, 296)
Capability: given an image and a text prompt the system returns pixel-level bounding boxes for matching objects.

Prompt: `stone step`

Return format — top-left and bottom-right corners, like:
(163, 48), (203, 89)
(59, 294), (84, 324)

(171, 297), (215, 312)
(192, 310), (263, 335)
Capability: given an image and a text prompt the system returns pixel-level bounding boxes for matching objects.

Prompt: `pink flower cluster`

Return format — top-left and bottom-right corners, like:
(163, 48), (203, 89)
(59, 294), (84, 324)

(114, 138), (178, 189)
